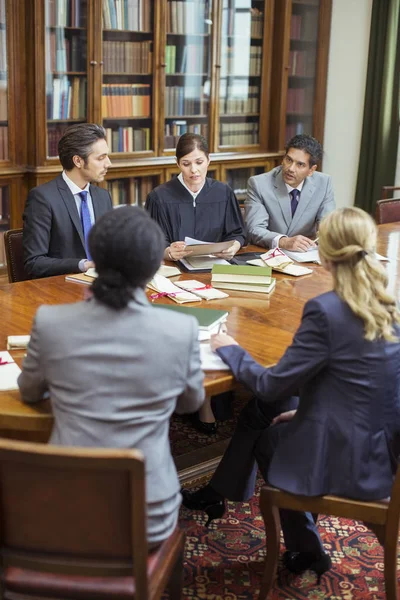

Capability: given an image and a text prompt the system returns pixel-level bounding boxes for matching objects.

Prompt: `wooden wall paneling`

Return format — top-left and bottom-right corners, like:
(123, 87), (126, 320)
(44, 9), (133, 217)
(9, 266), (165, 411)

(312, 0), (332, 143)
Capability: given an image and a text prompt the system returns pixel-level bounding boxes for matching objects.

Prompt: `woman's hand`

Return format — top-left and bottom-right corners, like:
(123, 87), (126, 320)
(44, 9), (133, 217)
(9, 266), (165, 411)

(214, 240), (241, 259)
(271, 410), (297, 426)
(165, 241), (193, 261)
(210, 332), (239, 351)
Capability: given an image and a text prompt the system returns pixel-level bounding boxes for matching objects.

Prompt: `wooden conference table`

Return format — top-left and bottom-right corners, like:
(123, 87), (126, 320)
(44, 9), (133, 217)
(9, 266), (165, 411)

(0, 222), (398, 441)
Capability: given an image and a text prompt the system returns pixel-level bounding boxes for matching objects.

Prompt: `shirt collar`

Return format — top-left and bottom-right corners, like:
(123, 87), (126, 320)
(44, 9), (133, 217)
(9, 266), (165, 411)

(285, 179), (305, 195)
(62, 171), (90, 196)
(177, 172), (205, 199)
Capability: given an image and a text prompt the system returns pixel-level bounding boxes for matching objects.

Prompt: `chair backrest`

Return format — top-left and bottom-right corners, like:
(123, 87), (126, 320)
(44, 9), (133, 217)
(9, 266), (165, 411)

(0, 439), (149, 598)
(375, 198), (400, 225)
(4, 228), (25, 283)
(381, 186), (400, 200)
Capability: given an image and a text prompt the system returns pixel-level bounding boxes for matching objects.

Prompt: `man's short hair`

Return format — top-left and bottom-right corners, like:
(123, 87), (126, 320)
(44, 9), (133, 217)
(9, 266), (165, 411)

(285, 134), (323, 167)
(58, 123), (107, 171)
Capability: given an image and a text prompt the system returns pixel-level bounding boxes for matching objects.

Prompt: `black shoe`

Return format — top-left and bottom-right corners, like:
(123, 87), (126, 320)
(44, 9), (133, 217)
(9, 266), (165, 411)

(181, 486), (226, 526)
(190, 412), (217, 435)
(282, 551), (332, 583)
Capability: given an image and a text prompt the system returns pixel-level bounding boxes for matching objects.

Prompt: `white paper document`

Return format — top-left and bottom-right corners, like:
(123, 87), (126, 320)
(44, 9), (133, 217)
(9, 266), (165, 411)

(147, 274), (200, 303)
(179, 256), (230, 271)
(0, 351), (21, 391)
(282, 248), (320, 263)
(183, 237), (234, 256)
(200, 344), (230, 371)
(7, 335), (31, 350)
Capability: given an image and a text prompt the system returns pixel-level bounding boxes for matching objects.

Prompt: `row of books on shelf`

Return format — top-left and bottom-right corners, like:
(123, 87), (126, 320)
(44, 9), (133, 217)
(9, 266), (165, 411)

(222, 7), (263, 38)
(221, 46), (262, 77)
(164, 121), (208, 149)
(47, 123), (72, 157)
(289, 49), (316, 77)
(285, 121), (306, 141)
(47, 77), (87, 120)
(286, 86), (314, 114)
(103, 41), (152, 74)
(0, 82), (7, 120)
(165, 86), (208, 117)
(219, 85), (259, 114)
(47, 0), (86, 28)
(166, 1), (211, 35)
(165, 44), (208, 75)
(107, 177), (154, 208)
(102, 83), (151, 118)
(220, 122), (259, 146)
(47, 30), (86, 73)
(0, 126), (8, 161)
(105, 126), (150, 152)
(290, 11), (319, 42)
(102, 0), (151, 32)
(0, 29), (6, 72)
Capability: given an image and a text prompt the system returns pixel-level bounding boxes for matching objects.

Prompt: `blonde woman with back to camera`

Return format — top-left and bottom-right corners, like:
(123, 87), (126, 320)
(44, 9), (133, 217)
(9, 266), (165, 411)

(181, 206), (400, 582)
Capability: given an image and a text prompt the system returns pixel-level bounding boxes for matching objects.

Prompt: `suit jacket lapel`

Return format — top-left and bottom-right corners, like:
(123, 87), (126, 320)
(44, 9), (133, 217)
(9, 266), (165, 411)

(289, 175), (315, 234)
(274, 170), (291, 228)
(56, 175), (85, 248)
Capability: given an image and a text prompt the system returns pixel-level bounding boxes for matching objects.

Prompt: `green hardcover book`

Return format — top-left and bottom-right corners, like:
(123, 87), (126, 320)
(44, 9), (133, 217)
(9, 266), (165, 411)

(213, 278), (276, 294)
(211, 263), (272, 284)
(153, 304), (228, 331)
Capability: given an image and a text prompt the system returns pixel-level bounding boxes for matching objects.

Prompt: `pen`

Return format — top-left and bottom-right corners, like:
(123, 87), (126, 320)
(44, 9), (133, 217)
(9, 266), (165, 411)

(218, 322), (227, 334)
(314, 237), (319, 245)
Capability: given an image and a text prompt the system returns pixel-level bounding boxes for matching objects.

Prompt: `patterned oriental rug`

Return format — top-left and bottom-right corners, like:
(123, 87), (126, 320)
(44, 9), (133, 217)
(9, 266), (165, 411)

(166, 475), (395, 600)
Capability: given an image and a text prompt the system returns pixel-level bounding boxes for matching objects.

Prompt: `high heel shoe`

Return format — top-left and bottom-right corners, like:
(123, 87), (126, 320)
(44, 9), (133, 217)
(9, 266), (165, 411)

(190, 413), (217, 435)
(181, 487), (226, 526)
(282, 551), (332, 583)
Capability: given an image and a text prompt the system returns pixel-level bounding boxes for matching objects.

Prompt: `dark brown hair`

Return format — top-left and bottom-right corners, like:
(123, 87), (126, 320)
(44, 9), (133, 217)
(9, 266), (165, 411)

(58, 123), (107, 170)
(285, 134), (323, 167)
(176, 133), (209, 162)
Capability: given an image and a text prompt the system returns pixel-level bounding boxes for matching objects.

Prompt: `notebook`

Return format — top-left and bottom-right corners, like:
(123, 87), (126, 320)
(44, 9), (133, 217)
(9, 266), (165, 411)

(0, 351), (22, 391)
(213, 279), (276, 294)
(152, 304), (229, 331)
(211, 264), (272, 284)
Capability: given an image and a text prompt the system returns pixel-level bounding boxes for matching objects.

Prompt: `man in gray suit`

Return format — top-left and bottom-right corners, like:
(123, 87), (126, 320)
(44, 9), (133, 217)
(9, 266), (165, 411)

(23, 123), (113, 279)
(18, 206), (205, 546)
(245, 134), (335, 250)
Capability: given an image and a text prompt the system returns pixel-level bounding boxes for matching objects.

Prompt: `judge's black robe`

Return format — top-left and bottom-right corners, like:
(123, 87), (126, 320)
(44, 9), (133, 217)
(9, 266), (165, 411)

(145, 177), (245, 247)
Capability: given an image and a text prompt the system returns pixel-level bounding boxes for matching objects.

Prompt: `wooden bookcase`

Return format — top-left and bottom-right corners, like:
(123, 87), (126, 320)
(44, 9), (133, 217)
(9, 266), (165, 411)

(0, 0), (332, 266)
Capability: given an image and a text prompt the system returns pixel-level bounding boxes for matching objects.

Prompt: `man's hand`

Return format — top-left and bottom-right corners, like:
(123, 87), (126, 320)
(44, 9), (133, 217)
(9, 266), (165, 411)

(271, 410), (297, 426)
(166, 242), (193, 261)
(82, 260), (95, 272)
(214, 240), (241, 259)
(279, 235), (315, 252)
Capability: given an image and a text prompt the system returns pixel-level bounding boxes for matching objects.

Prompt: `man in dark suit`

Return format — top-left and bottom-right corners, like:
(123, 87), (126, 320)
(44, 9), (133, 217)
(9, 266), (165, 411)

(23, 123), (113, 279)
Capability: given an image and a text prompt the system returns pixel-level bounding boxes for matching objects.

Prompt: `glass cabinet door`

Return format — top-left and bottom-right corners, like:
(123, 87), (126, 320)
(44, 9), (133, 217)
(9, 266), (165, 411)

(285, 0), (320, 140)
(218, 0), (264, 148)
(0, 0), (8, 161)
(224, 165), (265, 206)
(102, 0), (154, 154)
(163, 0), (213, 150)
(107, 175), (160, 207)
(45, 0), (88, 158)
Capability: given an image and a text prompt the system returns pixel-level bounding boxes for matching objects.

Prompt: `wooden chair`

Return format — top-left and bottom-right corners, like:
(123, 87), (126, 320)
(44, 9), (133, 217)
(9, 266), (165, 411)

(4, 228), (26, 283)
(258, 466), (400, 600)
(0, 439), (185, 600)
(381, 186), (400, 200)
(375, 198), (400, 225)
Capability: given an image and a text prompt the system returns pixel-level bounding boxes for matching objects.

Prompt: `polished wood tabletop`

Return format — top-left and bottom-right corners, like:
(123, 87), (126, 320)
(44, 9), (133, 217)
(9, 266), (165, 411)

(0, 222), (399, 434)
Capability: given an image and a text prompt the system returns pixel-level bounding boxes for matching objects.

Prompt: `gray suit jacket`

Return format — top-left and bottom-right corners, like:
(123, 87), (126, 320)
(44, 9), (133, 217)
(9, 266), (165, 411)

(18, 289), (204, 542)
(245, 166), (335, 248)
(23, 174), (113, 279)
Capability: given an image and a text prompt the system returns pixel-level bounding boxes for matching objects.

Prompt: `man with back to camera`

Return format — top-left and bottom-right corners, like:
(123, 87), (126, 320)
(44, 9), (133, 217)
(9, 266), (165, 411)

(23, 123), (113, 279)
(245, 134), (335, 251)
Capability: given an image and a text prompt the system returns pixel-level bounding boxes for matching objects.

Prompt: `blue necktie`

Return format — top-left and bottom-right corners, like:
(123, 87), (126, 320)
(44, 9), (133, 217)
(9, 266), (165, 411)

(79, 190), (92, 260)
(290, 189), (300, 216)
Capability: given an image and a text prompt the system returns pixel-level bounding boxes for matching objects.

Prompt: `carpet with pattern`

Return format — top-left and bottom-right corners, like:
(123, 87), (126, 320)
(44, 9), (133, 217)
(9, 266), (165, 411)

(170, 475), (394, 600)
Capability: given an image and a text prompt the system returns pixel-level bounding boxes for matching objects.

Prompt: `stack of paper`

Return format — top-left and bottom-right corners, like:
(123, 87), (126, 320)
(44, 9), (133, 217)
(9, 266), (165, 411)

(247, 248), (313, 276)
(200, 344), (230, 371)
(0, 351), (21, 391)
(211, 264), (276, 294)
(184, 237), (234, 256)
(148, 274), (200, 304)
(7, 335), (30, 350)
(174, 280), (229, 300)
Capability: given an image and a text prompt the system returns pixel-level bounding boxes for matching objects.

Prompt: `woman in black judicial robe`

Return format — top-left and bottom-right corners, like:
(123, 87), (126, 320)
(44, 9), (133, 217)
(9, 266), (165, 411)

(145, 133), (245, 262)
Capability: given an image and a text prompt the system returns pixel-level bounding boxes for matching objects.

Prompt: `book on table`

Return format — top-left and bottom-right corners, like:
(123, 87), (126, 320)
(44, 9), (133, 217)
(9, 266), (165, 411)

(152, 304), (229, 331)
(214, 279), (276, 294)
(211, 263), (272, 284)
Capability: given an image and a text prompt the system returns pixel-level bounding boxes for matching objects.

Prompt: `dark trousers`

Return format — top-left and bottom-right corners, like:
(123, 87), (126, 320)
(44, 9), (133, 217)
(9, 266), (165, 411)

(210, 396), (325, 555)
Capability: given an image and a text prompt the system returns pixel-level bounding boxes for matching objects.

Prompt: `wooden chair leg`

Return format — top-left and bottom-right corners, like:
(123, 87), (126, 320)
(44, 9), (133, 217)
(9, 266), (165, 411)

(383, 536), (399, 600)
(167, 549), (184, 600)
(258, 502), (281, 600)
